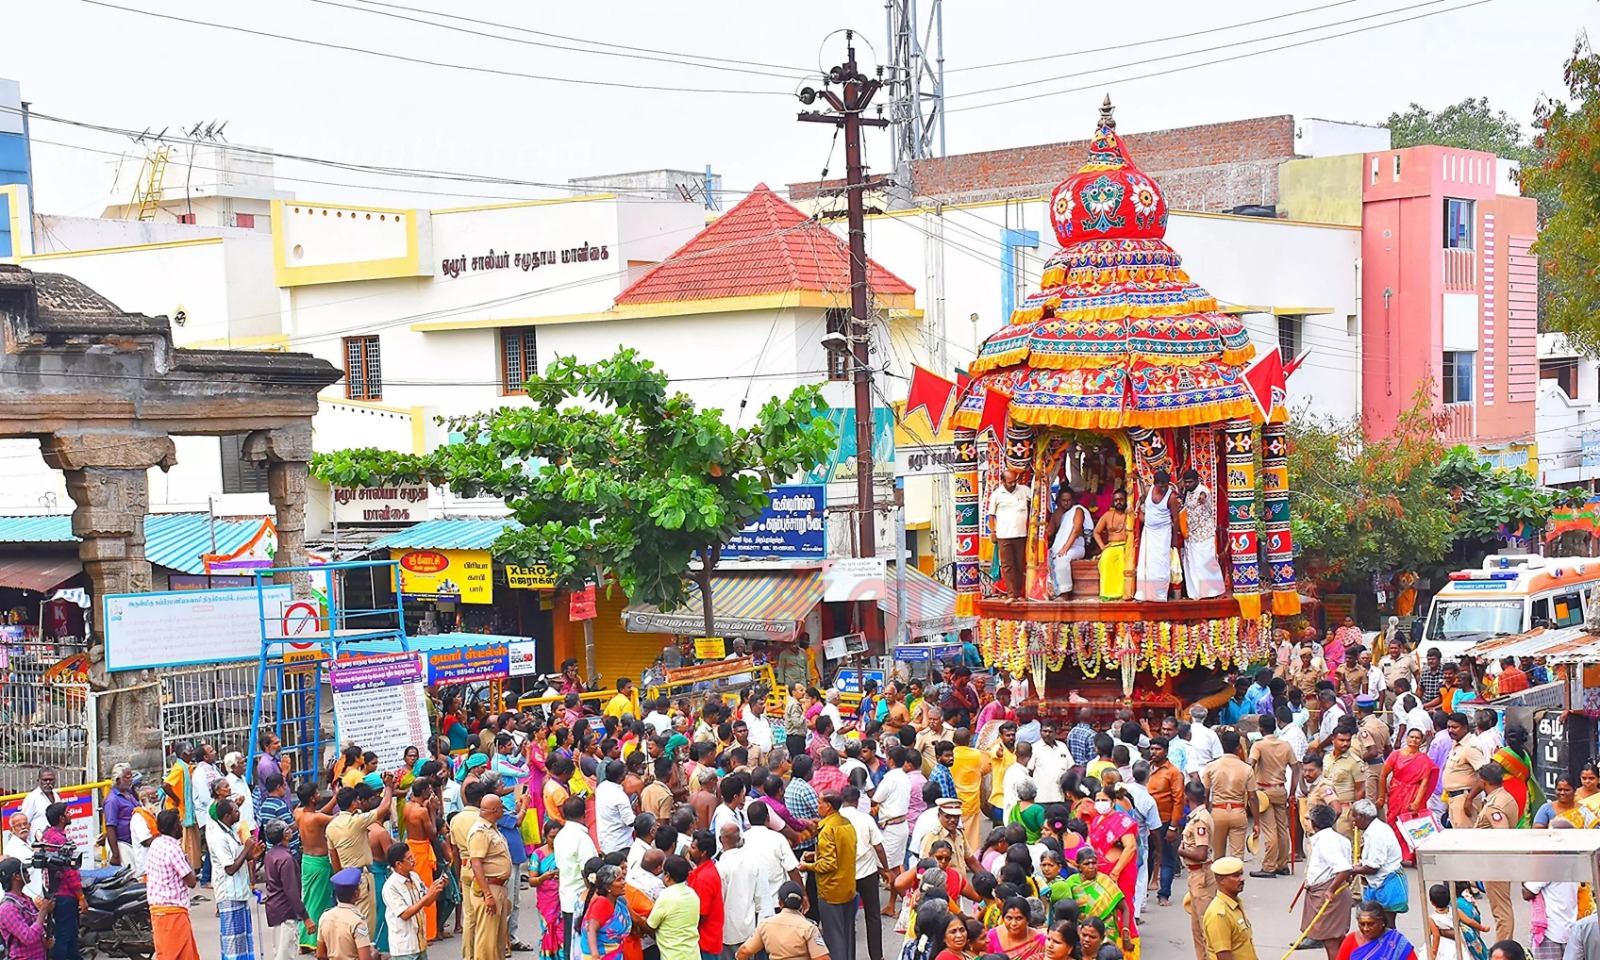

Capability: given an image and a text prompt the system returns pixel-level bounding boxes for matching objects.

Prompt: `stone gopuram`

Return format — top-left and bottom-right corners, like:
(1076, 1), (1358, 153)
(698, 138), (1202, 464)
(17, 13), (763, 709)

(0, 264), (340, 772)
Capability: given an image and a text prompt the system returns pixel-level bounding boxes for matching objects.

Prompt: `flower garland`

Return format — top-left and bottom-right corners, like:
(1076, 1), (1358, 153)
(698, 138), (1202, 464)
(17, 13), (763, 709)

(977, 613), (1271, 677)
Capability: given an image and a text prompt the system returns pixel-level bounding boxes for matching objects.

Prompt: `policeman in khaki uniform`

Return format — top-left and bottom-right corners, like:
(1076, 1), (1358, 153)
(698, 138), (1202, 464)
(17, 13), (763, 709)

(1281, 647), (1324, 721)
(1203, 729), (1257, 859)
(1322, 723), (1364, 839)
(1179, 781), (1218, 960)
(737, 881), (831, 960)
(467, 793), (515, 960)
(1202, 857), (1257, 960)
(1441, 714), (1487, 828)
(1246, 713), (1296, 878)
(1474, 763), (1519, 945)
(1351, 695), (1391, 804)
(450, 782), (487, 960)
(316, 868), (375, 960)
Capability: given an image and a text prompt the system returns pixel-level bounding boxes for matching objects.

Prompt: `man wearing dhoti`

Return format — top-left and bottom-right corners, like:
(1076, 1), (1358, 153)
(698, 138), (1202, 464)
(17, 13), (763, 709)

(1047, 488), (1093, 598)
(1093, 490), (1131, 601)
(1180, 468), (1225, 599)
(1134, 470), (1177, 601)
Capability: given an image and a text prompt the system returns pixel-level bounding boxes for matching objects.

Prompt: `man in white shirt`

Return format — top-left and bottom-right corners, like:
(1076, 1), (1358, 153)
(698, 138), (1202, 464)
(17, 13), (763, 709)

(716, 823), (762, 956)
(1185, 705), (1222, 779)
(1030, 722), (1074, 803)
(1351, 801), (1404, 912)
(2, 812), (40, 898)
(988, 469), (1032, 600)
(643, 699), (673, 736)
(1527, 875), (1581, 954)
(1472, 709), (1503, 757)
(710, 777), (749, 837)
(839, 785), (891, 960)
(1001, 742), (1034, 821)
(741, 802), (800, 919)
(593, 762), (635, 856)
(626, 813), (657, 873)
(1277, 705), (1310, 762)
(872, 746), (913, 907)
(553, 796), (598, 958)
(189, 744), (221, 837)
(908, 781), (944, 869)
(1312, 690), (1348, 754)
(221, 752), (256, 835)
(18, 769), (58, 840)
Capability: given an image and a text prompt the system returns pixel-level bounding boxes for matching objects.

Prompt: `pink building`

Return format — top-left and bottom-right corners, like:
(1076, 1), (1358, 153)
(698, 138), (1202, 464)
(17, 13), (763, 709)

(1360, 146), (1539, 445)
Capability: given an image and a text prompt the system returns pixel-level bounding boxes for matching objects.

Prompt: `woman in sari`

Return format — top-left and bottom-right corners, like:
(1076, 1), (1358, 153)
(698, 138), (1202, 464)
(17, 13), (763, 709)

(1008, 779), (1046, 844)
(533, 821), (564, 960)
(1577, 764), (1600, 812)
(1061, 848), (1126, 943)
(1533, 778), (1599, 828)
(1376, 727), (1439, 863)
(439, 695), (470, 754)
(1491, 724), (1544, 828)
(579, 864), (631, 960)
(907, 680), (930, 734)
(984, 897), (1048, 960)
(1336, 901), (1417, 960)
(1454, 883), (1491, 960)
(1087, 785), (1139, 949)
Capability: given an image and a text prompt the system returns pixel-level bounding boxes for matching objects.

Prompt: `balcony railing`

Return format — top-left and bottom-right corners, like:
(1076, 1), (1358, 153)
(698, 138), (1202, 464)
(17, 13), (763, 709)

(1443, 247), (1477, 291)
(1443, 401), (1476, 442)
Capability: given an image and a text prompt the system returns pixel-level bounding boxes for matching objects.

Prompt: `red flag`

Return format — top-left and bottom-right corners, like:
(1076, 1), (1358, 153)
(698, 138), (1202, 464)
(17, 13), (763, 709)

(1243, 348), (1286, 421)
(904, 365), (957, 437)
(1283, 348), (1311, 379)
(976, 387), (1010, 441)
(956, 368), (972, 396)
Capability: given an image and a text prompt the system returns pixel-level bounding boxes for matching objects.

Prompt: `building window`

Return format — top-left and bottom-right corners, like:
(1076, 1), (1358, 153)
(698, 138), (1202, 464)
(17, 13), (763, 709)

(234, 213), (255, 229)
(1277, 314), (1303, 364)
(1443, 350), (1475, 404)
(500, 327), (538, 395)
(343, 335), (382, 400)
(1541, 359), (1577, 399)
(1444, 198), (1475, 250)
(825, 308), (850, 381)
(218, 435), (270, 495)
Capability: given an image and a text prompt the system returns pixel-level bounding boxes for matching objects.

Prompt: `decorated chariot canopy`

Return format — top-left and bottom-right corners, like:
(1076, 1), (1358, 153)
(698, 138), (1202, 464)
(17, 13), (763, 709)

(949, 99), (1300, 698)
(955, 97), (1259, 431)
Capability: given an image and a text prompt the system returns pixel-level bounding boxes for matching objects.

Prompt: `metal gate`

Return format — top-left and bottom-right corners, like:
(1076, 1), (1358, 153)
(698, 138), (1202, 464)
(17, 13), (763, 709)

(159, 662), (325, 778)
(0, 641), (92, 793)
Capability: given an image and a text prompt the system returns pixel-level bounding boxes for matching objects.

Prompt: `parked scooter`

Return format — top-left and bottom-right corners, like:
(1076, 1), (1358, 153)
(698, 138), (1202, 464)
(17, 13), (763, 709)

(78, 866), (153, 960)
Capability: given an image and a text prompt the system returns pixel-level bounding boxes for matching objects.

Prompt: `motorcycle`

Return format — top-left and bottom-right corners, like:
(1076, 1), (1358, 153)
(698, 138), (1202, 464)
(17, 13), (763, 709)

(78, 866), (153, 960)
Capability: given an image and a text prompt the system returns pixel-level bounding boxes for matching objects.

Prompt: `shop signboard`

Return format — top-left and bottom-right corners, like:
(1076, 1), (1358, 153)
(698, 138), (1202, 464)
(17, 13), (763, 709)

(569, 584), (597, 621)
(721, 484), (826, 561)
(1322, 593), (1356, 627)
(834, 669), (886, 694)
(392, 549), (494, 603)
(104, 585), (292, 671)
(329, 652), (430, 769)
(508, 641), (539, 677)
(423, 641), (510, 685)
(694, 637), (726, 659)
(507, 563), (557, 590)
(823, 557), (888, 602)
(332, 485), (432, 525)
(895, 444), (960, 477)
(804, 407), (896, 483)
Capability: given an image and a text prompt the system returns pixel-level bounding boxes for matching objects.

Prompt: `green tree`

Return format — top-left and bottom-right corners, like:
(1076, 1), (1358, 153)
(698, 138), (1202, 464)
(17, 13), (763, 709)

(1524, 38), (1600, 354)
(1433, 445), (1586, 554)
(1385, 98), (1534, 161)
(312, 348), (836, 665)
(1288, 390), (1456, 584)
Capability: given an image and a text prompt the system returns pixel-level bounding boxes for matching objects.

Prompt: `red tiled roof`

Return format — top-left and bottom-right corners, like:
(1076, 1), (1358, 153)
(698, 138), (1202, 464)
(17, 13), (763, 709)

(615, 184), (915, 305)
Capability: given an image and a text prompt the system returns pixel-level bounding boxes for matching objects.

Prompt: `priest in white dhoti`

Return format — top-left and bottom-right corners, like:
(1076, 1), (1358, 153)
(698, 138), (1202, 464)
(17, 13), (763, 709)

(1047, 488), (1093, 597)
(1134, 469), (1177, 601)
(1180, 468), (1226, 599)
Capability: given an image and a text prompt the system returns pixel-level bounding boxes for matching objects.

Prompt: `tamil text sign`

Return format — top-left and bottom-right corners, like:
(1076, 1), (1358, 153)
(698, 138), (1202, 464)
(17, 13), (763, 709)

(722, 484), (826, 561)
(104, 585), (293, 671)
(392, 549), (493, 603)
(332, 485), (432, 525)
(330, 652), (430, 769)
(424, 641), (510, 685)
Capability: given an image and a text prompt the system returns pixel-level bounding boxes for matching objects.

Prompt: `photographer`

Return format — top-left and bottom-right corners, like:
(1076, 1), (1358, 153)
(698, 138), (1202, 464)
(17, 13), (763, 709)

(0, 855), (51, 959)
(38, 802), (81, 960)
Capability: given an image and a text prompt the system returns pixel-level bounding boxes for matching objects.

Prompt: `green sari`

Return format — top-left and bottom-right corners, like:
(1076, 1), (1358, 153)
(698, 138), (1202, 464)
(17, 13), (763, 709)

(1062, 872), (1123, 925)
(1007, 802), (1046, 843)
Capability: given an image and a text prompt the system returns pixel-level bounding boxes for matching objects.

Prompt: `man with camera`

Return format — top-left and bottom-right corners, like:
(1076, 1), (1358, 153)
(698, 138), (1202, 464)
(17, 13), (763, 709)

(37, 803), (82, 960)
(0, 855), (51, 959)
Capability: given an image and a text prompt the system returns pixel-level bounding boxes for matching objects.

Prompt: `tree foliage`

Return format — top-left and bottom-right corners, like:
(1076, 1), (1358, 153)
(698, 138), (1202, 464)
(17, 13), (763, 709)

(1287, 391), (1456, 583)
(1433, 446), (1588, 548)
(1524, 38), (1600, 355)
(312, 349), (836, 633)
(1385, 98), (1535, 162)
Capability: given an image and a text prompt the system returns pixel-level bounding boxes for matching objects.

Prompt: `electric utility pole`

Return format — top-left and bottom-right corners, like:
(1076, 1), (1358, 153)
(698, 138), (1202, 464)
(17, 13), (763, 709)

(800, 32), (888, 564)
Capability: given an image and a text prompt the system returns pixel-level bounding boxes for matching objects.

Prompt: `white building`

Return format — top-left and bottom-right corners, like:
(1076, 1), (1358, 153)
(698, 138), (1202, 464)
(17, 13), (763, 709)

(1538, 332), (1599, 489)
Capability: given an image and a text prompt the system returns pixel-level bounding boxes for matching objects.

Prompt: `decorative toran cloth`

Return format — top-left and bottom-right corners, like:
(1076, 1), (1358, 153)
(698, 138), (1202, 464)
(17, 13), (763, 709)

(1260, 421), (1301, 615)
(954, 427), (980, 617)
(1225, 417), (1261, 620)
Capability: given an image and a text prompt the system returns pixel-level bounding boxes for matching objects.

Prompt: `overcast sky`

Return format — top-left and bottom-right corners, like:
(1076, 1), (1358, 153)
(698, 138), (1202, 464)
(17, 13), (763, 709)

(9, 0), (1597, 216)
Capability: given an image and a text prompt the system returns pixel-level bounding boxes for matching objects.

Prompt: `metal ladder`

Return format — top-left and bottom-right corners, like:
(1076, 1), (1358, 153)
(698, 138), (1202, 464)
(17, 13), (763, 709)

(128, 145), (173, 221)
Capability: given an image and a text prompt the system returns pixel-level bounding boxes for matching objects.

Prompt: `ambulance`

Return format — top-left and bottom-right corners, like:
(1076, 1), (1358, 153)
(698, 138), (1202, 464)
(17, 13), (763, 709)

(1420, 554), (1600, 662)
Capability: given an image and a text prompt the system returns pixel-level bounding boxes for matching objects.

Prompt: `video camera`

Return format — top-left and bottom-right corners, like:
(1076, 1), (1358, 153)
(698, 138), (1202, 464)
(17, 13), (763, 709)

(31, 841), (80, 897)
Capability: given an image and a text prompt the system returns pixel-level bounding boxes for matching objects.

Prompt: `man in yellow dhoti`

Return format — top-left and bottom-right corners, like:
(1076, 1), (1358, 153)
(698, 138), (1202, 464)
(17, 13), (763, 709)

(1094, 490), (1131, 601)
(950, 726), (992, 853)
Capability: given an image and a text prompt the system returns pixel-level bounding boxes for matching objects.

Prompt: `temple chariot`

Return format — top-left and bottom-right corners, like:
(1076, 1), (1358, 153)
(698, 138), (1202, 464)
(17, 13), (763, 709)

(951, 100), (1301, 716)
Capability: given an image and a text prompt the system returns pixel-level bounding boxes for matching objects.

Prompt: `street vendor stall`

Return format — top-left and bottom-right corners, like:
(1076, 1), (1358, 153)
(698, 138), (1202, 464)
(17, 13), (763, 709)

(953, 99), (1299, 717)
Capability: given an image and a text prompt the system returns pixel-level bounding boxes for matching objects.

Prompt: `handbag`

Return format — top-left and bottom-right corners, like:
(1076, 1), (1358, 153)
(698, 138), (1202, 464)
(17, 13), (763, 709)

(1397, 811), (1442, 848)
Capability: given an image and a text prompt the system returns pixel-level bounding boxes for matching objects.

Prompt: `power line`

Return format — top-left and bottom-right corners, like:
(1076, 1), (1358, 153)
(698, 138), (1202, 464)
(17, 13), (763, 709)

(948, 0), (1495, 114)
(945, 0), (1368, 73)
(74, 0), (793, 98)
(947, 0), (1466, 100)
(308, 0), (809, 80)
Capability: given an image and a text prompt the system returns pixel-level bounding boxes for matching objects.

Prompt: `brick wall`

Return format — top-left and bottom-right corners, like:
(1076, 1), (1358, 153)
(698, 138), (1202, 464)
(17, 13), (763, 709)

(789, 115), (1297, 212)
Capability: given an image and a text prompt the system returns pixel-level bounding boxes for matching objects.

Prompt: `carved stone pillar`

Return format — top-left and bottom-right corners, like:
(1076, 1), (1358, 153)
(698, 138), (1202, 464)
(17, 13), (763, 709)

(41, 431), (178, 775)
(243, 425), (313, 596)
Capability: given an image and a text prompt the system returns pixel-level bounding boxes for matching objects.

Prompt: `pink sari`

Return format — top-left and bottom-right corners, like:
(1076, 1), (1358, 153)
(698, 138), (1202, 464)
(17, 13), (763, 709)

(1089, 810), (1139, 939)
(1383, 750), (1438, 860)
